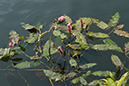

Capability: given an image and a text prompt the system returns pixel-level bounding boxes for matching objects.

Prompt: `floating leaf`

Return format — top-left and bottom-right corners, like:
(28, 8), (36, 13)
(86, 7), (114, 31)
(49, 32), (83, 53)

(42, 40), (58, 57)
(68, 44), (82, 50)
(103, 38), (117, 46)
(88, 31), (109, 38)
(92, 18), (108, 29)
(57, 24), (69, 33)
(124, 42), (129, 54)
(69, 58), (77, 67)
(43, 69), (65, 81)
(80, 42), (89, 50)
(92, 44), (123, 52)
(111, 54), (122, 67)
(92, 71), (115, 77)
(53, 30), (67, 39)
(75, 33), (86, 43)
(108, 12), (120, 27)
(0, 48), (16, 59)
(64, 71), (77, 80)
(21, 22), (37, 33)
(114, 30), (129, 38)
(71, 77), (80, 84)
(9, 30), (20, 44)
(88, 80), (99, 86)
(80, 76), (87, 85)
(64, 15), (72, 24)
(25, 33), (39, 43)
(79, 63), (97, 70)
(82, 70), (91, 79)
(36, 22), (43, 30)
(14, 61), (41, 69)
(30, 55), (42, 60)
(115, 24), (124, 30)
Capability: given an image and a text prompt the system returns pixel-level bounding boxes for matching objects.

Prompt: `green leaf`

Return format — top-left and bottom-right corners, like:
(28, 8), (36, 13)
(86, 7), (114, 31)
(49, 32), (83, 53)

(108, 12), (120, 27)
(92, 44), (123, 52)
(68, 44), (82, 50)
(36, 22), (43, 30)
(88, 31), (109, 38)
(64, 71), (77, 80)
(75, 33), (86, 43)
(43, 69), (65, 81)
(117, 72), (129, 86)
(124, 42), (129, 55)
(88, 80), (99, 86)
(64, 15), (72, 24)
(21, 22), (37, 33)
(69, 58), (77, 67)
(9, 30), (20, 44)
(25, 33), (39, 43)
(57, 24), (69, 33)
(53, 30), (67, 39)
(80, 76), (87, 85)
(80, 42), (89, 50)
(82, 70), (91, 79)
(42, 40), (58, 57)
(103, 38), (117, 46)
(14, 61), (41, 69)
(0, 48), (15, 59)
(79, 63), (97, 70)
(92, 18), (108, 29)
(92, 71), (115, 77)
(111, 54), (122, 67)
(114, 30), (129, 38)
(71, 77), (80, 84)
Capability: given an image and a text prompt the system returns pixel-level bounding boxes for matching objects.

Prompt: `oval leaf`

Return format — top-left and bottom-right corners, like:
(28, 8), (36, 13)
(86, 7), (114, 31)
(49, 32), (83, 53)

(21, 22), (37, 33)
(103, 38), (117, 46)
(92, 18), (108, 29)
(64, 15), (72, 24)
(88, 31), (109, 38)
(42, 40), (58, 57)
(69, 58), (77, 67)
(114, 30), (129, 38)
(14, 61), (41, 69)
(79, 63), (97, 70)
(92, 44), (123, 52)
(9, 30), (20, 44)
(111, 54), (122, 67)
(53, 30), (67, 39)
(71, 77), (80, 84)
(80, 76), (87, 85)
(25, 33), (39, 43)
(108, 12), (120, 27)
(92, 71), (115, 77)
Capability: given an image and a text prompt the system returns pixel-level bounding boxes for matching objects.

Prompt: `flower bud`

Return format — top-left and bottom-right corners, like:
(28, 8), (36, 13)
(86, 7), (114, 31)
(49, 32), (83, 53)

(80, 18), (84, 28)
(9, 42), (14, 47)
(67, 23), (72, 33)
(58, 16), (65, 22)
(58, 46), (63, 56)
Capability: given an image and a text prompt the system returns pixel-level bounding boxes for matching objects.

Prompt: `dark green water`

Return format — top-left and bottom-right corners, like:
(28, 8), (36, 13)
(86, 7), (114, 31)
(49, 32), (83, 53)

(0, 0), (129, 86)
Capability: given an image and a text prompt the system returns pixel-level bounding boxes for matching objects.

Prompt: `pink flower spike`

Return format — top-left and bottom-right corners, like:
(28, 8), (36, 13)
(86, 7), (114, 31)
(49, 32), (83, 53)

(58, 46), (63, 56)
(67, 23), (72, 33)
(80, 18), (84, 28)
(58, 16), (65, 22)
(9, 42), (14, 47)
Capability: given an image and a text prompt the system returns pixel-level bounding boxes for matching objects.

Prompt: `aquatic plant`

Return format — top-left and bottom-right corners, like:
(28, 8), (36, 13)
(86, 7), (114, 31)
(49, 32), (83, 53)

(0, 12), (129, 86)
